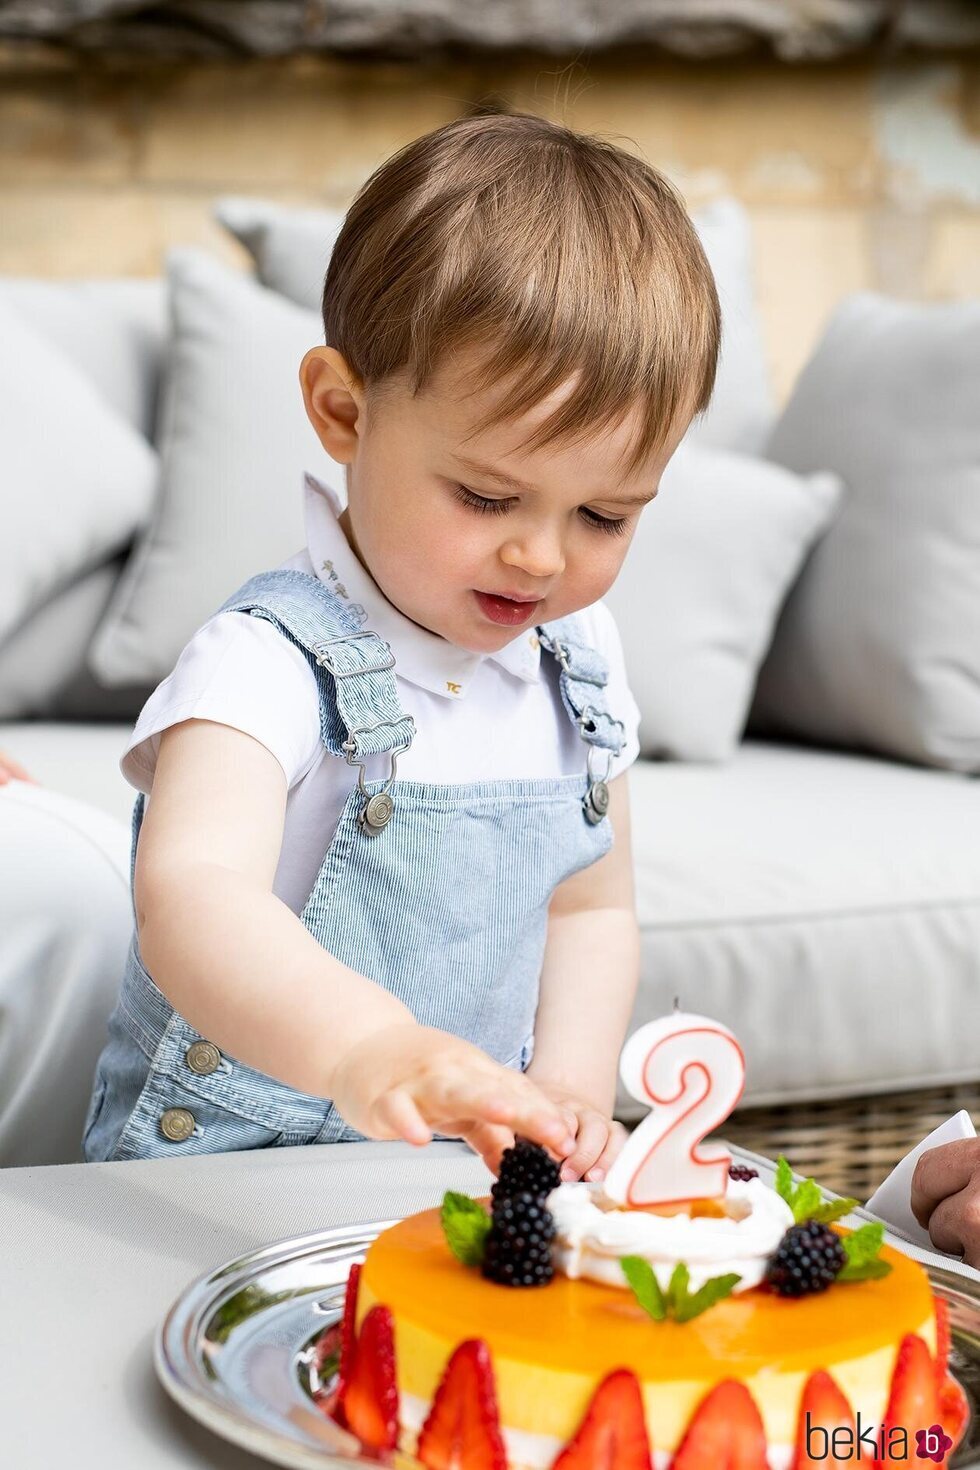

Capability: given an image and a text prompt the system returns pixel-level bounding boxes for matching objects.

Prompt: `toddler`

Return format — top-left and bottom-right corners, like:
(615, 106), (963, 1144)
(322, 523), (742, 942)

(83, 111), (720, 1177)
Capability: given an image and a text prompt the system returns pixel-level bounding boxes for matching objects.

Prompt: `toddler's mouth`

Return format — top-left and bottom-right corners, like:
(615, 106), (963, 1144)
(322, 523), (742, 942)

(473, 590), (543, 627)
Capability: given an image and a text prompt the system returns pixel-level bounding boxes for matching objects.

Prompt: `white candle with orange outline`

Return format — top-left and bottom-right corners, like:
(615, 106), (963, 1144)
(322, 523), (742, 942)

(604, 1013), (746, 1209)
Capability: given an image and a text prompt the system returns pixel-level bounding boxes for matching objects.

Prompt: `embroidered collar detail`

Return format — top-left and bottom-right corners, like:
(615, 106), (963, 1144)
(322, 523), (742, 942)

(302, 472), (542, 700)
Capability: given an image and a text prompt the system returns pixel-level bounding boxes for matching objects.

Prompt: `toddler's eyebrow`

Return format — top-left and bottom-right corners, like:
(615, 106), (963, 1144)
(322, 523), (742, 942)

(450, 453), (657, 506)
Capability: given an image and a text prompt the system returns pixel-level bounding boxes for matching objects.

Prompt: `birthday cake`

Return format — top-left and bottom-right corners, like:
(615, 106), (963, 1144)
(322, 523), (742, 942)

(319, 1018), (969, 1468)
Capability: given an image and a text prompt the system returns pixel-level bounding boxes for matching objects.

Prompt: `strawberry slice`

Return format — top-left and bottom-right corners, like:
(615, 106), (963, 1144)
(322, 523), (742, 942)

(551, 1369), (652, 1470)
(671, 1379), (768, 1469)
(340, 1302), (398, 1451)
(934, 1298), (951, 1389)
(417, 1339), (507, 1470)
(874, 1334), (939, 1469)
(938, 1375), (969, 1450)
(790, 1371), (856, 1468)
(337, 1263), (361, 1403)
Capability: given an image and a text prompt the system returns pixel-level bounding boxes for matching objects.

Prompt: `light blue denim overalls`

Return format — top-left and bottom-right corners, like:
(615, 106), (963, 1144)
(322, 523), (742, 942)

(83, 568), (626, 1161)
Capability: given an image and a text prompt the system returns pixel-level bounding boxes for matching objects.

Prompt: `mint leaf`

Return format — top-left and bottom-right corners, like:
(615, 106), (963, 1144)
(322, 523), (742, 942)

(440, 1191), (491, 1266)
(666, 1262), (691, 1315)
(622, 1258), (740, 1323)
(775, 1155), (795, 1206)
(621, 1256), (667, 1320)
(791, 1179), (824, 1222)
(809, 1198), (860, 1225)
(675, 1273), (742, 1323)
(839, 1258), (892, 1283)
(835, 1222), (892, 1283)
(842, 1222), (885, 1268)
(774, 1156), (858, 1227)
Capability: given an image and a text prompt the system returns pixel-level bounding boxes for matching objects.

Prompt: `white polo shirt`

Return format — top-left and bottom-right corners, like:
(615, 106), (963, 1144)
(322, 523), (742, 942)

(124, 473), (641, 915)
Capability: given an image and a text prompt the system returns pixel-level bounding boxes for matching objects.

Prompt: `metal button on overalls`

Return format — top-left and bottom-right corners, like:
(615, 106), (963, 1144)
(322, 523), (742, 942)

(159, 1108), (196, 1142)
(185, 1040), (222, 1075)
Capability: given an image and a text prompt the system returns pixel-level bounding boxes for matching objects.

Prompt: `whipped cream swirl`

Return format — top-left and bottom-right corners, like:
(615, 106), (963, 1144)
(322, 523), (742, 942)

(547, 1176), (794, 1295)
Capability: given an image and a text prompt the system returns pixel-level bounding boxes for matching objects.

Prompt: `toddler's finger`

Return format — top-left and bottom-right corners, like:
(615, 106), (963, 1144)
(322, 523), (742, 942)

(560, 1112), (608, 1182)
(463, 1120), (516, 1176)
(376, 1088), (432, 1147)
(586, 1120), (629, 1181)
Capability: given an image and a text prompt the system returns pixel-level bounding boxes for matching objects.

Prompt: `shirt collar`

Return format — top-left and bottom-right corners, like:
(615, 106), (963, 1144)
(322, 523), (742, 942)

(301, 472), (542, 701)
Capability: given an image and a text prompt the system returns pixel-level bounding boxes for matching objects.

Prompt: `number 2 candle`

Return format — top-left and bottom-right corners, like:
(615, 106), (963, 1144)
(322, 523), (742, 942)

(603, 1012), (746, 1208)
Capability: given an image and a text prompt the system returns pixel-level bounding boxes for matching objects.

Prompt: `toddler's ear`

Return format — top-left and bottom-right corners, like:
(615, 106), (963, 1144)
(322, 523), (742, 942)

(299, 346), (364, 464)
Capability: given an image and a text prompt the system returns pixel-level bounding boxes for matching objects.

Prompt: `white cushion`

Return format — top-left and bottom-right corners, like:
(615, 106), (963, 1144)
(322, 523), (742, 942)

(215, 193), (775, 456)
(0, 297), (159, 647)
(750, 292), (980, 773)
(0, 277), (167, 440)
(621, 741), (980, 1115)
(604, 443), (842, 760)
(88, 249), (344, 688)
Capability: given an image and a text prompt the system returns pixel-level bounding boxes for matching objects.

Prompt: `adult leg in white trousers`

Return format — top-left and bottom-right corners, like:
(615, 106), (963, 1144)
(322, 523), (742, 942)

(0, 782), (131, 1166)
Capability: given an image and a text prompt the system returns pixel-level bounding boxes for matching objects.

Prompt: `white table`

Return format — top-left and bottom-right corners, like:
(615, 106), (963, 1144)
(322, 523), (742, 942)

(2, 1141), (976, 1469)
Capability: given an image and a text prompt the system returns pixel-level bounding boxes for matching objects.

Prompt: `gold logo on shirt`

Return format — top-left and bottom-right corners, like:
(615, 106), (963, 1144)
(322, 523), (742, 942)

(446, 681), (462, 695)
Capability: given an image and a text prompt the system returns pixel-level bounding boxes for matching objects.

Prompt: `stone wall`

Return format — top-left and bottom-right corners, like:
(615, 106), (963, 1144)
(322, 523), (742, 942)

(1, 46), (977, 399)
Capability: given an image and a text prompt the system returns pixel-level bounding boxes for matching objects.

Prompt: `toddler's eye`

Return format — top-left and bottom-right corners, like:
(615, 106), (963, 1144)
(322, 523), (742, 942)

(452, 485), (510, 516)
(579, 508), (630, 536)
(452, 483), (630, 536)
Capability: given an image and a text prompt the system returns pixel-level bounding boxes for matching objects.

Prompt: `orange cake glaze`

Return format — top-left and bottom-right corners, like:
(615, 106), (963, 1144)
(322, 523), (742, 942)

(354, 1202), (945, 1466)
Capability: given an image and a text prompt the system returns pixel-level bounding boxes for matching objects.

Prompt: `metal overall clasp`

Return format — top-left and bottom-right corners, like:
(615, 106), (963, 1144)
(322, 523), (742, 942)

(583, 740), (613, 825)
(314, 633), (413, 836)
(340, 716), (415, 836)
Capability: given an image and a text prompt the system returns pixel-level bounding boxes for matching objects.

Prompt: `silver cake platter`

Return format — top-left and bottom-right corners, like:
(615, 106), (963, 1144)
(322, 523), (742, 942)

(155, 1221), (980, 1469)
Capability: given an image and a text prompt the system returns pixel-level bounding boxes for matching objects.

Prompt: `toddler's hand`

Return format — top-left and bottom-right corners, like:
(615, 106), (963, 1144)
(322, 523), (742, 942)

(911, 1139), (980, 1267)
(0, 749), (36, 786)
(329, 1024), (578, 1172)
(530, 1080), (628, 1184)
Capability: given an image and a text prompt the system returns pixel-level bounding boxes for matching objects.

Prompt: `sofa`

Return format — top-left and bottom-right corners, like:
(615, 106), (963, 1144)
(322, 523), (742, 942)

(2, 195), (978, 1171)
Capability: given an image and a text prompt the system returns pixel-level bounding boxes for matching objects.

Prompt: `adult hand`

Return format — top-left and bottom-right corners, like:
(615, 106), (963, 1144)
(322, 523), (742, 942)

(328, 1022), (578, 1174)
(911, 1139), (980, 1267)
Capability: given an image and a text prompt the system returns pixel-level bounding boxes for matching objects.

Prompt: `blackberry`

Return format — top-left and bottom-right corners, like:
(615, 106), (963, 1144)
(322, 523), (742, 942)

(491, 1137), (561, 1205)
(765, 1221), (846, 1298)
(481, 1190), (557, 1287)
(728, 1164), (759, 1182)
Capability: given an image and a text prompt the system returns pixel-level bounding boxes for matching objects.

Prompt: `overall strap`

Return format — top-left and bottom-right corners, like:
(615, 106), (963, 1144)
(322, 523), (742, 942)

(537, 612), (627, 826)
(217, 569), (416, 763)
(536, 614), (626, 755)
(218, 568), (416, 836)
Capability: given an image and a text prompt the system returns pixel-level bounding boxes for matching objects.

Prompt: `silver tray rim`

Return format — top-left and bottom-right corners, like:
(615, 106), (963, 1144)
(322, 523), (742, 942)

(155, 1221), (980, 1470)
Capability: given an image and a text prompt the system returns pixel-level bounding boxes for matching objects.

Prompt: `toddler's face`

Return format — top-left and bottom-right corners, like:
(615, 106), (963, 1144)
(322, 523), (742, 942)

(301, 345), (691, 654)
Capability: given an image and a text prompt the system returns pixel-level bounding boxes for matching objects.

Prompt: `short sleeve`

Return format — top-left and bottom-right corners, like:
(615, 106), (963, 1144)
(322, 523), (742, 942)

(586, 600), (642, 781)
(122, 612), (323, 794)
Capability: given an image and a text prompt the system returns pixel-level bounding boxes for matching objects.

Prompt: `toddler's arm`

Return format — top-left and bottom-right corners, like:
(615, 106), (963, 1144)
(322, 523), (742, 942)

(526, 771), (640, 1179)
(135, 718), (577, 1166)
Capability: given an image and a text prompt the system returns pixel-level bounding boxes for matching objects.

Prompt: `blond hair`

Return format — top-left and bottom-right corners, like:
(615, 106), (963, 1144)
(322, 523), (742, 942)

(322, 111), (720, 477)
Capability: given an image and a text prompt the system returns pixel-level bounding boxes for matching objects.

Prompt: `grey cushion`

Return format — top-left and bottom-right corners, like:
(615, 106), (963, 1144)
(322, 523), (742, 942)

(216, 193), (775, 456)
(0, 277), (167, 440)
(88, 249), (344, 689)
(604, 443), (842, 761)
(0, 563), (119, 720)
(620, 740), (980, 1117)
(0, 296), (159, 648)
(749, 292), (980, 773)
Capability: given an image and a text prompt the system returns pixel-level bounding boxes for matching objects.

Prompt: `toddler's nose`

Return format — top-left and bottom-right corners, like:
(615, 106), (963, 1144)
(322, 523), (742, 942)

(499, 528), (565, 582)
